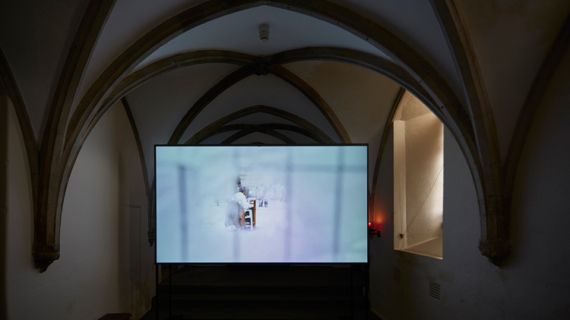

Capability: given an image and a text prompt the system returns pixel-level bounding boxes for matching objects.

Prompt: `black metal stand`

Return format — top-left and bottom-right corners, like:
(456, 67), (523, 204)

(155, 264), (159, 320)
(168, 264), (172, 319)
(167, 265), (184, 320)
(154, 264), (181, 320)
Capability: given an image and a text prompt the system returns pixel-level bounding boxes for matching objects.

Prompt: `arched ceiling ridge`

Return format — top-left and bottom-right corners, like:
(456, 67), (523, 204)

(81, 46), (451, 152)
(200, 123), (322, 145)
(37, 0), (504, 270)
(0, 49), (39, 214)
(68, 0), (470, 157)
(222, 128), (295, 144)
(67, 50), (257, 142)
(185, 105), (334, 145)
(134, 4), (389, 71)
(167, 61), (349, 145)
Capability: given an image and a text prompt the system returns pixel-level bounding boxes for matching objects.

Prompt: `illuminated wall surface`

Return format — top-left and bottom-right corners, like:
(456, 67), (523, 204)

(156, 146), (368, 263)
(393, 93), (444, 259)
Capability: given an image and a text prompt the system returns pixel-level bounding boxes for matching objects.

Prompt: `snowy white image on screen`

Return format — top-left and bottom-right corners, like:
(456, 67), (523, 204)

(156, 146), (368, 263)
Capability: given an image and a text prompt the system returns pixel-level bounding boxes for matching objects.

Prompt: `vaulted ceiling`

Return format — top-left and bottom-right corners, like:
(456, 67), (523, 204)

(1, 0), (568, 269)
(1, 0), (567, 157)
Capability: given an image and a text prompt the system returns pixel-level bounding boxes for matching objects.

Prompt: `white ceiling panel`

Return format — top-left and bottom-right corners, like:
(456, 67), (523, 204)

(0, 0), (88, 140)
(136, 5), (388, 71)
(181, 74), (342, 143)
(454, 0), (570, 160)
(126, 63), (239, 179)
(285, 61), (401, 144)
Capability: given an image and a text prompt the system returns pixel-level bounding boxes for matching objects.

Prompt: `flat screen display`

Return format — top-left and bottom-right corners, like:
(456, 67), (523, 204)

(155, 145), (368, 263)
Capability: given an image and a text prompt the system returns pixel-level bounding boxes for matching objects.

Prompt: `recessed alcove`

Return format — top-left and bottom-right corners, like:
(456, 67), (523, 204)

(393, 92), (444, 259)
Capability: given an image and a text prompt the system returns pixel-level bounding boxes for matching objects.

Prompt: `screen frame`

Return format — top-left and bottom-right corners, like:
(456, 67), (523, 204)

(154, 144), (369, 265)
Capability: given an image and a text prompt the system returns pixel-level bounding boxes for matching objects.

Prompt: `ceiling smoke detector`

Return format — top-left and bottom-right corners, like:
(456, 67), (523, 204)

(259, 23), (269, 42)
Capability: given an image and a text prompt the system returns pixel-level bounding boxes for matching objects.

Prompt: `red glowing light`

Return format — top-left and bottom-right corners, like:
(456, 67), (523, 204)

(368, 221), (372, 228)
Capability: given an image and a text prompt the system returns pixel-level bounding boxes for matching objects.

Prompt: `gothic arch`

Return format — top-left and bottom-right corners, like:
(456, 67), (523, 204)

(0, 51), (38, 211)
(194, 123), (324, 145)
(35, 0), (504, 270)
(221, 129), (294, 144)
(167, 62), (348, 144)
(185, 105), (334, 145)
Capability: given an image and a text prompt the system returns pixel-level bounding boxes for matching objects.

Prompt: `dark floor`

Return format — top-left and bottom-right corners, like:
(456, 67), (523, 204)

(141, 265), (373, 320)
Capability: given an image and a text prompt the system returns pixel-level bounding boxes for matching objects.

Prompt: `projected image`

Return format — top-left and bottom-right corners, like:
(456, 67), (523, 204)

(156, 146), (367, 263)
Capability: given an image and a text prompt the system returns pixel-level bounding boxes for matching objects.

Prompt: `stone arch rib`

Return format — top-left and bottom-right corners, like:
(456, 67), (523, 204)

(268, 65), (350, 142)
(185, 105), (335, 145)
(504, 18), (570, 205)
(168, 62), (349, 145)
(38, 0), (497, 269)
(29, 0), (116, 271)
(222, 128), (294, 144)
(429, 0), (553, 263)
(270, 47), (475, 153)
(35, 0), (115, 270)
(196, 123), (324, 145)
(168, 64), (257, 144)
(0, 50), (39, 208)
(69, 51), (256, 144)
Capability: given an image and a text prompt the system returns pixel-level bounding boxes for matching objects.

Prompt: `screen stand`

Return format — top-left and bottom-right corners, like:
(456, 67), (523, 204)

(155, 264), (159, 320)
(159, 264), (182, 320)
(169, 265), (172, 319)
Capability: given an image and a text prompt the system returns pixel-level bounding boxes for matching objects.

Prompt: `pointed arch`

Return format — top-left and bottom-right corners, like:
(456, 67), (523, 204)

(0, 50), (39, 209)
(221, 128), (294, 144)
(185, 105), (334, 145)
(36, 0), (504, 269)
(33, 0), (116, 270)
(504, 17), (570, 202)
(167, 62), (349, 144)
(195, 123), (324, 145)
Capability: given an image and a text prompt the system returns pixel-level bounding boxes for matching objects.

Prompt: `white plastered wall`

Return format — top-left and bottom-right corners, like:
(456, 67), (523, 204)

(5, 101), (154, 319)
(116, 101), (156, 319)
(370, 49), (570, 320)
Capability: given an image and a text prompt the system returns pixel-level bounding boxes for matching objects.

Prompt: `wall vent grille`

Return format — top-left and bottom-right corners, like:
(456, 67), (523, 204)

(429, 281), (441, 300)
